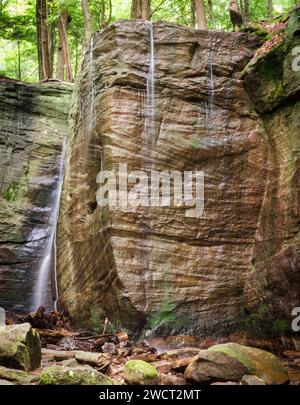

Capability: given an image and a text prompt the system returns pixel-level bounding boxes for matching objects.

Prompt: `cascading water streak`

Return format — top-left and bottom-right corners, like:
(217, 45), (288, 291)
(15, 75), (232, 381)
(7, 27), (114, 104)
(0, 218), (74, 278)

(206, 31), (214, 131)
(33, 138), (67, 311)
(144, 21), (156, 169)
(142, 21), (156, 313)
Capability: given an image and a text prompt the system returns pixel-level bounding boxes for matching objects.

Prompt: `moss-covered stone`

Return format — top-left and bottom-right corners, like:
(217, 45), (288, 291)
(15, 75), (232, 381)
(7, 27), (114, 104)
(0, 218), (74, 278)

(0, 323), (41, 371)
(184, 350), (248, 385)
(209, 343), (289, 385)
(40, 365), (115, 385)
(123, 360), (158, 385)
(0, 366), (39, 384)
(243, 8), (300, 113)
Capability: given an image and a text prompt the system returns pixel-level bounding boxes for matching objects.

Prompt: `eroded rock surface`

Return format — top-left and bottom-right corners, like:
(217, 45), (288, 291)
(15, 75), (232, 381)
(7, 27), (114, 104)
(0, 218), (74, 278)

(0, 81), (72, 312)
(58, 20), (267, 335)
(243, 8), (300, 334)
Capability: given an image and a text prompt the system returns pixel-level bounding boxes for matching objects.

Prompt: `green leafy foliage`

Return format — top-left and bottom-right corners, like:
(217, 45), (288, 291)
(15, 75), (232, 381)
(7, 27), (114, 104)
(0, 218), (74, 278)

(0, 0), (298, 82)
(147, 297), (176, 330)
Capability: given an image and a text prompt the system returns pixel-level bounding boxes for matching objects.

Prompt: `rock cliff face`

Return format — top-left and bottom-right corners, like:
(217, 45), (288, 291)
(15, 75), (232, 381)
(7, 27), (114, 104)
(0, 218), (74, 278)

(0, 81), (72, 312)
(57, 20), (269, 335)
(243, 9), (300, 333)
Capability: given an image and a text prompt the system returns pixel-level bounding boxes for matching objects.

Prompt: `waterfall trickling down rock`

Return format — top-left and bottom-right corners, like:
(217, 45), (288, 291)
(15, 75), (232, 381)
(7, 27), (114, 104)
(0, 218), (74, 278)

(144, 21), (156, 169)
(206, 31), (214, 131)
(33, 138), (67, 311)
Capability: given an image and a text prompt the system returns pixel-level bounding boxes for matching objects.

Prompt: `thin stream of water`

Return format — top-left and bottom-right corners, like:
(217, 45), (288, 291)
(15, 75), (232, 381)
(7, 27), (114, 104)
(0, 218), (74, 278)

(33, 138), (67, 311)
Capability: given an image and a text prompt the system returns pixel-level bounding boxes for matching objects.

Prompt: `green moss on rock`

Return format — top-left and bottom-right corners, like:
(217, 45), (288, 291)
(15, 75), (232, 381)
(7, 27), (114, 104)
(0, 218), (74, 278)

(40, 365), (115, 385)
(209, 343), (289, 385)
(123, 360), (158, 385)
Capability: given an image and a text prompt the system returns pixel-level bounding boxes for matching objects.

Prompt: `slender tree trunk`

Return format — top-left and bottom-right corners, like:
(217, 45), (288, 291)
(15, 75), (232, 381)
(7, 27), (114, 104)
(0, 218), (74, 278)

(56, 38), (64, 80)
(49, 23), (55, 77)
(193, 0), (207, 30)
(268, 0), (273, 19)
(36, 0), (51, 80)
(99, 0), (112, 28)
(57, 11), (73, 82)
(81, 0), (93, 47)
(131, 0), (151, 20)
(243, 0), (249, 22)
(191, 0), (196, 27)
(74, 39), (79, 76)
(17, 41), (21, 80)
(208, 0), (216, 29)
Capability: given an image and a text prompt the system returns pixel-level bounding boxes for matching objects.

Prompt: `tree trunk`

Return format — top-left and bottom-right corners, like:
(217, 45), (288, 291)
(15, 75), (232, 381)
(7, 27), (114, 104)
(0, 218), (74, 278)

(57, 11), (73, 82)
(208, 0), (216, 29)
(17, 41), (21, 80)
(99, 0), (113, 28)
(49, 23), (55, 77)
(191, 0), (196, 27)
(193, 0), (207, 30)
(56, 42), (64, 80)
(268, 0), (273, 19)
(131, 0), (151, 20)
(36, 0), (51, 80)
(243, 0), (249, 22)
(81, 0), (93, 47)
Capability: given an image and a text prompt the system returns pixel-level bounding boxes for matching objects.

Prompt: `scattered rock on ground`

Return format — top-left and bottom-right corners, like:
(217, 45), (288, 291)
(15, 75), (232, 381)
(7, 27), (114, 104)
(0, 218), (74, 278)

(241, 375), (266, 385)
(40, 365), (115, 385)
(123, 360), (158, 385)
(0, 323), (41, 371)
(184, 350), (248, 385)
(209, 343), (289, 385)
(0, 308), (5, 326)
(0, 379), (15, 385)
(0, 366), (39, 384)
(158, 373), (186, 385)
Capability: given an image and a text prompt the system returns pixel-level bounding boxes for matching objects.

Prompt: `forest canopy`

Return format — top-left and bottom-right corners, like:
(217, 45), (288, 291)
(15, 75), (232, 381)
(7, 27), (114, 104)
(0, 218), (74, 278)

(0, 0), (298, 83)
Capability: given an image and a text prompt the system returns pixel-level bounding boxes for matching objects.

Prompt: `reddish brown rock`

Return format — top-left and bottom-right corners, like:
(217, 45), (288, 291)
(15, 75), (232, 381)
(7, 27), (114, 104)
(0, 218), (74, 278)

(57, 20), (266, 336)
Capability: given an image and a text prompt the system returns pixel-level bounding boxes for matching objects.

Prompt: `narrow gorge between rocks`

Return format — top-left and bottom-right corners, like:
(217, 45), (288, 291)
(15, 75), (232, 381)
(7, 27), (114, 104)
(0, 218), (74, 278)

(1, 8), (300, 380)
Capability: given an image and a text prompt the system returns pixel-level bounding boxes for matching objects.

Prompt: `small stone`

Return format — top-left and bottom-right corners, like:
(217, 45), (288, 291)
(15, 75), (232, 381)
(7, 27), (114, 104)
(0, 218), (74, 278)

(0, 366), (39, 384)
(211, 382), (239, 385)
(0, 379), (15, 385)
(159, 373), (186, 385)
(102, 342), (117, 355)
(59, 359), (80, 368)
(0, 308), (5, 326)
(241, 375), (266, 385)
(123, 360), (158, 385)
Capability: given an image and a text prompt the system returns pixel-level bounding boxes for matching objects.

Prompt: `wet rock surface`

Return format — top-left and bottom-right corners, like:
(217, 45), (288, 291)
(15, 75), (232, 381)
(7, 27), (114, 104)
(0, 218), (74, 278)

(0, 81), (72, 312)
(58, 19), (267, 335)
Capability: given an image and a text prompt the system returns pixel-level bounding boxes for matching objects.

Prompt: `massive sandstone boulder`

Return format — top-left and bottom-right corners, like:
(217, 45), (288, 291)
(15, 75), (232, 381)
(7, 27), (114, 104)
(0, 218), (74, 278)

(0, 80), (72, 312)
(57, 14), (300, 336)
(57, 20), (269, 334)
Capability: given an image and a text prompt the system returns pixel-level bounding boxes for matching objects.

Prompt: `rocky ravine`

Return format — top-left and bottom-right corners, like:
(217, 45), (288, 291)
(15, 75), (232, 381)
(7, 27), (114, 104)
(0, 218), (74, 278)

(0, 80), (72, 312)
(57, 12), (300, 336)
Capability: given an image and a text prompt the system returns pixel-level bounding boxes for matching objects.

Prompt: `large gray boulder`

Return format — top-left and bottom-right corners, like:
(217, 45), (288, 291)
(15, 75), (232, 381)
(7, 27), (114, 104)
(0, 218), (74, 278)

(0, 323), (41, 371)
